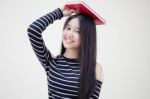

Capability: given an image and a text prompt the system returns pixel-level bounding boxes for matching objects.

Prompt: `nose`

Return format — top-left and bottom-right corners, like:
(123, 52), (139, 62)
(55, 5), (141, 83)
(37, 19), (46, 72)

(67, 31), (74, 38)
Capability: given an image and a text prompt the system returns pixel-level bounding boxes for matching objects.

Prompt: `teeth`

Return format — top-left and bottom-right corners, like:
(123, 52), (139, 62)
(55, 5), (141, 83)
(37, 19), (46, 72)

(65, 38), (73, 43)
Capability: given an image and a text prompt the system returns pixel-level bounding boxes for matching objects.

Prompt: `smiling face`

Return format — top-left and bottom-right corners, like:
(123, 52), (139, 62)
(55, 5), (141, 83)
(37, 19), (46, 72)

(62, 18), (81, 50)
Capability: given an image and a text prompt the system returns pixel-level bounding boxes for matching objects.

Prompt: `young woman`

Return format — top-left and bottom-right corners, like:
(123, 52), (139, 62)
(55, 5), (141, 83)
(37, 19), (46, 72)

(27, 6), (103, 99)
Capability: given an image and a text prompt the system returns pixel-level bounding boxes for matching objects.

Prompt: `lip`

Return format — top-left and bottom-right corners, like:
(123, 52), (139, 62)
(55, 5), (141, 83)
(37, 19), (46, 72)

(65, 37), (74, 43)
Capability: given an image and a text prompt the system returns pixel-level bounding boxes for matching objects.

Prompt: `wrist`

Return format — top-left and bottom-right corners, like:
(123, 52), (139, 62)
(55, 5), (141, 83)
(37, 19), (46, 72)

(57, 8), (64, 18)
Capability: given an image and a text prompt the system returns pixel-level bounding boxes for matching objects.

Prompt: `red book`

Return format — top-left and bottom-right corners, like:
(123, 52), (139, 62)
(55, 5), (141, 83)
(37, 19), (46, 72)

(64, 1), (106, 25)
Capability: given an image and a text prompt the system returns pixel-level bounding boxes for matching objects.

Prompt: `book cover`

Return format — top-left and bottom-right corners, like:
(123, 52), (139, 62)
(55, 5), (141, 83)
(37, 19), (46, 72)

(65, 1), (106, 25)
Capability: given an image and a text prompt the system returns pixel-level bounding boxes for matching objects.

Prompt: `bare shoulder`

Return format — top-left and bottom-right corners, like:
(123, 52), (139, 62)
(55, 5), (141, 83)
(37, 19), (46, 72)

(96, 63), (104, 82)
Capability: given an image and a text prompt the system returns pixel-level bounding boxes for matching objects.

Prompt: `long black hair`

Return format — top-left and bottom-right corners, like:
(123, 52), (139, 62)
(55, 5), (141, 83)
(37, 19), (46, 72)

(60, 13), (97, 99)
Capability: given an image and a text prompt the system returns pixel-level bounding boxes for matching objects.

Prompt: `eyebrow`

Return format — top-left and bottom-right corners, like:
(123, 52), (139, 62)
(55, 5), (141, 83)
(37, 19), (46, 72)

(67, 24), (79, 29)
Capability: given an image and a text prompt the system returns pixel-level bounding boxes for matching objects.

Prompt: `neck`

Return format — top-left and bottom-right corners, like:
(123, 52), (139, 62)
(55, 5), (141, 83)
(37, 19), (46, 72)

(63, 48), (80, 59)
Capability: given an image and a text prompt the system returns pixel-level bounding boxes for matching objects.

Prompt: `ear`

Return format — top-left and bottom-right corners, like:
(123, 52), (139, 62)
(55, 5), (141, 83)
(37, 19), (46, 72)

(96, 63), (104, 82)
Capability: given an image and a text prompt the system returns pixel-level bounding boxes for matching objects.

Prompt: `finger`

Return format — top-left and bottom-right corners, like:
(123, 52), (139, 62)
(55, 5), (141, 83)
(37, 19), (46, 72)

(68, 9), (75, 15)
(70, 9), (75, 13)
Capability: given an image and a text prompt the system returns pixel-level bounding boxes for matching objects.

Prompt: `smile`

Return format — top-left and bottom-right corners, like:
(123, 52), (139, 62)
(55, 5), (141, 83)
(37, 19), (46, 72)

(65, 38), (74, 43)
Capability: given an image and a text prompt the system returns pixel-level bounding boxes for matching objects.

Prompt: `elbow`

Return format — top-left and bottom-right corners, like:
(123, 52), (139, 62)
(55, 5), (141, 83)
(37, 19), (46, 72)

(27, 24), (32, 33)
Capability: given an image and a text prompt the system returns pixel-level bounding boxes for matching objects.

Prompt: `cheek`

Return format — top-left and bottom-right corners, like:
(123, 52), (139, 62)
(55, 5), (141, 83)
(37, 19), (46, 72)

(62, 31), (66, 39)
(75, 35), (81, 44)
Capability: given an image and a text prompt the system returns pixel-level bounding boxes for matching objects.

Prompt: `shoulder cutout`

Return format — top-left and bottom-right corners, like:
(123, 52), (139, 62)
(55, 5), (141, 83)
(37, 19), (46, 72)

(96, 63), (104, 82)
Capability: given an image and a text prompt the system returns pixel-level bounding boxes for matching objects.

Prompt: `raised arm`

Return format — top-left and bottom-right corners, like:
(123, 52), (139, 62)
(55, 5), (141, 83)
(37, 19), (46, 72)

(27, 8), (63, 69)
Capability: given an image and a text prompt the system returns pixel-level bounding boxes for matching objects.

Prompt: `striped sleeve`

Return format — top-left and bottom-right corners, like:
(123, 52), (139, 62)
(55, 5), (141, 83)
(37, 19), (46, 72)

(90, 81), (102, 99)
(27, 8), (63, 69)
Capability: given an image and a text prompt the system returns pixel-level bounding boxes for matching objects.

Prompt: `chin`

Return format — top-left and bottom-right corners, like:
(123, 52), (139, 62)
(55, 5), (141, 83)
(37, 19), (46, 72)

(63, 44), (74, 49)
(62, 42), (78, 49)
(62, 38), (80, 49)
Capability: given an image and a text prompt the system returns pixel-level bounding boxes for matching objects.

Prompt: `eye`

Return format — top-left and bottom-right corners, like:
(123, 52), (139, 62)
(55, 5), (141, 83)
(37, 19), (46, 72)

(75, 30), (79, 33)
(66, 26), (71, 31)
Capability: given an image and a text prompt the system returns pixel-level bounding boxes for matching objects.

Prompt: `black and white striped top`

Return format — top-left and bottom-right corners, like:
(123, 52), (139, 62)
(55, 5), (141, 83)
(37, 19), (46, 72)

(27, 8), (102, 99)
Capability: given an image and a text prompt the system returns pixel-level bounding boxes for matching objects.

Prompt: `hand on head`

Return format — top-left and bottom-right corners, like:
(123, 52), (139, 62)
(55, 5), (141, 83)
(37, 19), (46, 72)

(61, 6), (75, 17)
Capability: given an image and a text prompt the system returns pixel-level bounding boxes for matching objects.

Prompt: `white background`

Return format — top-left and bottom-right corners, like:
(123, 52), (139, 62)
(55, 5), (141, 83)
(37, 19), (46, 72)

(0, 0), (150, 99)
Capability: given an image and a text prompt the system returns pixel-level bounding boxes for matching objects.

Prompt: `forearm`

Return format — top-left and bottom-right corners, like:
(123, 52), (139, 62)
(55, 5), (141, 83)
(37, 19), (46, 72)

(27, 8), (63, 37)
